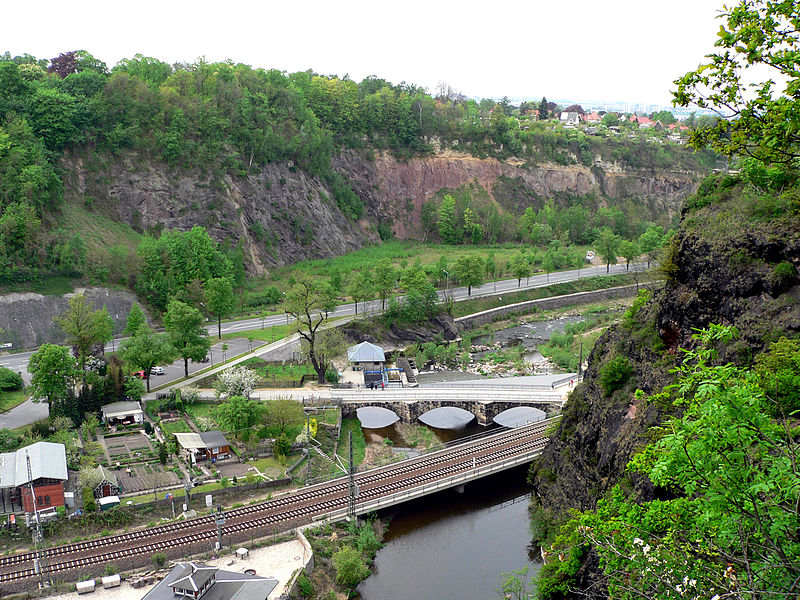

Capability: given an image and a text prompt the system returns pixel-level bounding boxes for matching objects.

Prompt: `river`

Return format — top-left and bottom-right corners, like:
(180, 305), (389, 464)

(356, 466), (541, 600)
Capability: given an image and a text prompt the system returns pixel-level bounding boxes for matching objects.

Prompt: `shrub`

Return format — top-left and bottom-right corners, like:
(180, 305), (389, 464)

(104, 564), (118, 576)
(272, 433), (291, 458)
(771, 260), (797, 289)
(354, 524), (382, 557)
(0, 367), (23, 392)
(152, 552), (167, 568)
(332, 545), (370, 588)
(82, 487), (97, 513)
(296, 572), (313, 597)
(143, 421), (153, 435)
(325, 367), (339, 383)
(599, 356), (633, 396)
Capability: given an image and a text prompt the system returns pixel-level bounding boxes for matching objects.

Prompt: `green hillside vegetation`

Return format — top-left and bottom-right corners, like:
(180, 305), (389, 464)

(532, 2), (800, 597)
(1, 49), (710, 297)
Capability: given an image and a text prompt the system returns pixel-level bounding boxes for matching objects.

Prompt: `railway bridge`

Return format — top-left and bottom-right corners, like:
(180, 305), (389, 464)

(334, 387), (566, 426)
(0, 420), (556, 592)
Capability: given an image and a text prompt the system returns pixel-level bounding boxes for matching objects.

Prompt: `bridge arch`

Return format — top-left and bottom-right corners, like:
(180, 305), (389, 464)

(493, 406), (546, 428)
(356, 406), (400, 428)
(419, 406), (475, 428)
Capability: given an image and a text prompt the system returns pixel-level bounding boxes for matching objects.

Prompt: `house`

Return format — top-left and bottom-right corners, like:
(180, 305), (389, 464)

(141, 562), (277, 600)
(174, 431), (232, 463)
(584, 111), (601, 124)
(93, 465), (120, 499)
(347, 341), (385, 372)
(560, 112), (582, 126)
(0, 441), (68, 513)
(101, 401), (144, 425)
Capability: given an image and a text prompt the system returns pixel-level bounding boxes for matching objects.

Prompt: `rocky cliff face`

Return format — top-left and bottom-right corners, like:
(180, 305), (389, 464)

(335, 151), (700, 240)
(61, 149), (702, 273)
(528, 182), (800, 596)
(0, 287), (148, 348)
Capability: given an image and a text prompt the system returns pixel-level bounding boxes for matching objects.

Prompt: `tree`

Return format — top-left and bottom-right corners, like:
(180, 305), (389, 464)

(120, 324), (174, 392)
(347, 270), (373, 315)
(594, 228), (621, 273)
(638, 225), (665, 268)
(453, 255), (484, 296)
(205, 276), (235, 339)
(122, 302), (146, 337)
(509, 253), (531, 287)
(373, 258), (397, 310)
(436, 194), (459, 243)
(265, 397), (305, 432)
(283, 277), (337, 383)
(214, 365), (260, 399)
(163, 300), (211, 378)
(673, 0), (800, 163)
(29, 344), (77, 416)
(538, 96), (550, 120)
(55, 293), (113, 380)
(485, 252), (497, 278)
(462, 207), (482, 244)
(619, 240), (640, 271)
(212, 395), (264, 433)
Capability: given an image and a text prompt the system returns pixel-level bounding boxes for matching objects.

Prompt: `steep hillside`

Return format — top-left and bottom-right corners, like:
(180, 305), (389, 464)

(528, 174), (800, 596)
(59, 148), (703, 273)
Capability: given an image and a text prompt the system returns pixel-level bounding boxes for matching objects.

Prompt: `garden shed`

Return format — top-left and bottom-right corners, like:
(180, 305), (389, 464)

(92, 465), (120, 499)
(347, 341), (385, 371)
(101, 401), (144, 425)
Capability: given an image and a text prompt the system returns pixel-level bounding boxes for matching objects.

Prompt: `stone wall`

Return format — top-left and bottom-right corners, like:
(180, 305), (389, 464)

(455, 283), (647, 330)
(0, 287), (149, 349)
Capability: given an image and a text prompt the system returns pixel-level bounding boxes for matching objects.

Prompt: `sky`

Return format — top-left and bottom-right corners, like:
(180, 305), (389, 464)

(3, 0), (727, 106)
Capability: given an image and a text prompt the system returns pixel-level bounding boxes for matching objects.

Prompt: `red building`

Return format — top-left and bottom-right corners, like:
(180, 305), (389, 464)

(0, 441), (68, 513)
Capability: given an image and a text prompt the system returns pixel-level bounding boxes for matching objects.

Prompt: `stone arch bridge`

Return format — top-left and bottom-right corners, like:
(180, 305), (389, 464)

(333, 387), (566, 426)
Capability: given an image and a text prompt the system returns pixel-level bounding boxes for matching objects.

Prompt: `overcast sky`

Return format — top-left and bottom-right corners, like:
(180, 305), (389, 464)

(4, 0), (725, 106)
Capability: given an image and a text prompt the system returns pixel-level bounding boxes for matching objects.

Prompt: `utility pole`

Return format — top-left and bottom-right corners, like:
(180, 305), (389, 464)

(27, 452), (49, 590)
(347, 431), (358, 523)
(215, 506), (226, 550)
(578, 341), (584, 382)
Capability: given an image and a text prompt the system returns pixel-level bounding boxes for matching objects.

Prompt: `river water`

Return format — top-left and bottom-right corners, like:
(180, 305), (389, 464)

(356, 466), (540, 600)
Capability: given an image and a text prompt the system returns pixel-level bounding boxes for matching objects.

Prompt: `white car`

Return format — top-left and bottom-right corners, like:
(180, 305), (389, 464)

(150, 366), (165, 376)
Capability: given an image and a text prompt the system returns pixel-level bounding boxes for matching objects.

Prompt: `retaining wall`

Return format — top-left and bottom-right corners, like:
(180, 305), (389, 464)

(456, 283), (648, 329)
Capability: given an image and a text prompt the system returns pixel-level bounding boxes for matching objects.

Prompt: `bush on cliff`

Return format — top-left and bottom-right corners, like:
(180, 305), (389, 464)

(598, 356), (632, 396)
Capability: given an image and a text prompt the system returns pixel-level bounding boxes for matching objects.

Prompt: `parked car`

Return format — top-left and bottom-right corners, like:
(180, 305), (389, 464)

(150, 366), (165, 376)
(132, 370), (147, 379)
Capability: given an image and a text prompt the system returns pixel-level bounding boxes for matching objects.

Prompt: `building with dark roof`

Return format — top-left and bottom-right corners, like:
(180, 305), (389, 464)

(93, 465), (120, 498)
(173, 431), (232, 462)
(141, 562), (277, 600)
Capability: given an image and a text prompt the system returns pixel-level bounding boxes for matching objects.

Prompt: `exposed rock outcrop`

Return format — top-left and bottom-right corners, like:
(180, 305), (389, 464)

(529, 185), (800, 597)
(61, 149), (703, 273)
(0, 287), (148, 348)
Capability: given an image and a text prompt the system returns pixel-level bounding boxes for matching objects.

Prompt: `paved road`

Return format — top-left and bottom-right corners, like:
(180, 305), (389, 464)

(0, 262), (643, 426)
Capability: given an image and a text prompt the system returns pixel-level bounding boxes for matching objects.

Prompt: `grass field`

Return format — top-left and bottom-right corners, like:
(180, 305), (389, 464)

(160, 418), (193, 435)
(183, 403), (218, 429)
(336, 418), (366, 467)
(252, 240), (590, 295)
(0, 389), (27, 413)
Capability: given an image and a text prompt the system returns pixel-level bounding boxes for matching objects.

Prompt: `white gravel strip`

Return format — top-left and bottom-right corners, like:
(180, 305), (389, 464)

(48, 538), (307, 600)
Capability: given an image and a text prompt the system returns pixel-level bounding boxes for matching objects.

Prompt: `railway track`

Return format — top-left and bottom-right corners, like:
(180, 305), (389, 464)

(0, 419), (554, 585)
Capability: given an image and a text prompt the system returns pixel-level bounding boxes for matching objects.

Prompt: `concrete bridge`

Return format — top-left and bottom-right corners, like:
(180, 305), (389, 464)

(333, 387), (566, 426)
(317, 418), (556, 522)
